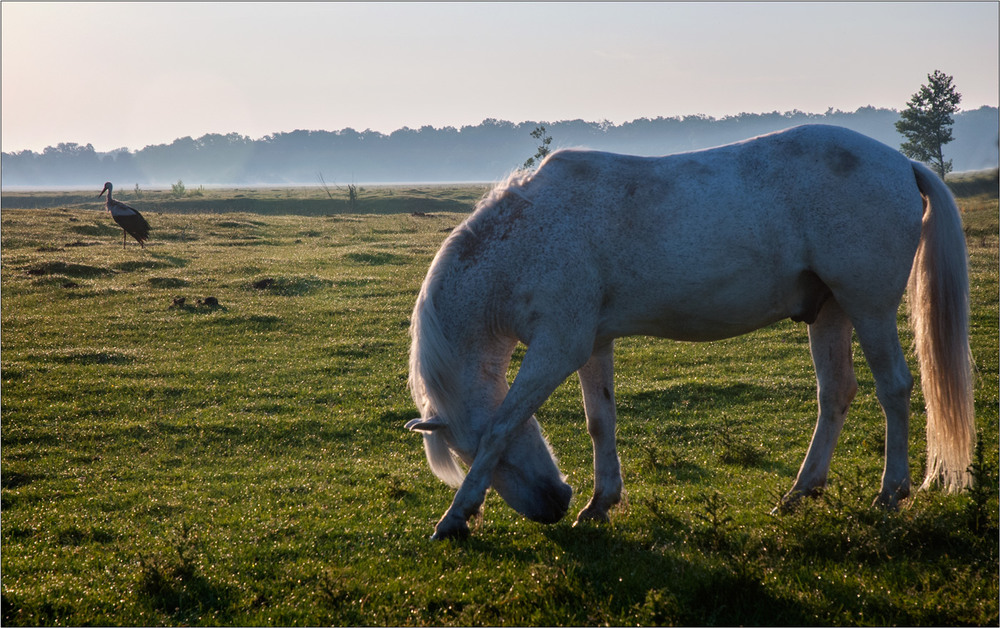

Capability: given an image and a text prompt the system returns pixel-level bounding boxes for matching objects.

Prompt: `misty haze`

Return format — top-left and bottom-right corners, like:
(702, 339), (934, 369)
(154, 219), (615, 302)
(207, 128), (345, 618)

(3, 107), (997, 189)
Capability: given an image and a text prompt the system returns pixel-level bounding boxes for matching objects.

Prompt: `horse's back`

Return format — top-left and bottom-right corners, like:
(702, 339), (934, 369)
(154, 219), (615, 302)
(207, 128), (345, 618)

(436, 125), (924, 344)
(524, 125), (921, 245)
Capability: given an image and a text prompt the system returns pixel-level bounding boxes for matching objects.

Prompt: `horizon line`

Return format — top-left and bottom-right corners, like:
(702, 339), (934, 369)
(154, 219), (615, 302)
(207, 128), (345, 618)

(6, 104), (998, 156)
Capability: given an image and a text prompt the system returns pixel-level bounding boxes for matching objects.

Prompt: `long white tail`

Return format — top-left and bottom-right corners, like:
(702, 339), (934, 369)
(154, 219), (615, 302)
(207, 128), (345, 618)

(908, 161), (975, 491)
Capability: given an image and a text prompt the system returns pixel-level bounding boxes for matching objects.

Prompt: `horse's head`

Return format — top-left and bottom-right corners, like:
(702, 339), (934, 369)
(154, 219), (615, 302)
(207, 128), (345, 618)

(490, 417), (572, 523)
(407, 414), (572, 524)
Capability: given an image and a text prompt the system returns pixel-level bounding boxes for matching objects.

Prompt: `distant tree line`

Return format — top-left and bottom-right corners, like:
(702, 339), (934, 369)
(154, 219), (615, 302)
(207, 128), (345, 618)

(3, 106), (997, 187)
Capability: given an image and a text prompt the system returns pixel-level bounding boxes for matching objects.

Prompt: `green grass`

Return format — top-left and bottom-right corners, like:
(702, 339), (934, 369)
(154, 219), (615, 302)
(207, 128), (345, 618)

(0, 183), (492, 216)
(947, 168), (999, 200)
(1, 182), (997, 626)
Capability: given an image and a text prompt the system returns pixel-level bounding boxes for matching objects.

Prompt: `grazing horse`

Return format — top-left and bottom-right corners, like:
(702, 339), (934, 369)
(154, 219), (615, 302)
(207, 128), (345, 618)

(99, 182), (150, 249)
(405, 125), (974, 540)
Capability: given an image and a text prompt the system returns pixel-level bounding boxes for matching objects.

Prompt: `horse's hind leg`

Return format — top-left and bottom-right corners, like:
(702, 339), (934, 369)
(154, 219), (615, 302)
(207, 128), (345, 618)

(780, 300), (857, 510)
(575, 341), (623, 524)
(853, 315), (914, 508)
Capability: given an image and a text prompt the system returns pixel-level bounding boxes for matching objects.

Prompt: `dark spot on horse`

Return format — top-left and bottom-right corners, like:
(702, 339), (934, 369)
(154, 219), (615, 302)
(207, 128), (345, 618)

(602, 387), (611, 401)
(548, 153), (595, 180)
(680, 159), (715, 178)
(456, 194), (529, 264)
(826, 147), (860, 177)
(455, 228), (483, 264)
(600, 289), (615, 309)
(779, 139), (807, 158)
(790, 271), (832, 324)
(498, 195), (528, 240)
(572, 161), (594, 179)
(625, 181), (638, 197)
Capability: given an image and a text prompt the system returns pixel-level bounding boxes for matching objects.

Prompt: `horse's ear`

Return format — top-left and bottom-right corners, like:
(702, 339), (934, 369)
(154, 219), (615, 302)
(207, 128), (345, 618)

(405, 416), (447, 433)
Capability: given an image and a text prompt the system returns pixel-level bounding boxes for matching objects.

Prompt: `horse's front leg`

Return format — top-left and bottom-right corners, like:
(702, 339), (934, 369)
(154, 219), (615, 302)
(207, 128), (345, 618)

(432, 459), (494, 541)
(431, 334), (589, 540)
(575, 341), (622, 524)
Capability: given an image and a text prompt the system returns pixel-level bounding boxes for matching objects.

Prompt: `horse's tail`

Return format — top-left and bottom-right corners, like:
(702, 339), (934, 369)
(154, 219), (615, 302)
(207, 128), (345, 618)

(908, 161), (975, 491)
(407, 250), (467, 488)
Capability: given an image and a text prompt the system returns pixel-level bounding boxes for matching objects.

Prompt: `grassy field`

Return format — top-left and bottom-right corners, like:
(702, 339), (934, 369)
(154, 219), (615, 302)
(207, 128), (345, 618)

(1, 178), (997, 625)
(0, 183), (492, 216)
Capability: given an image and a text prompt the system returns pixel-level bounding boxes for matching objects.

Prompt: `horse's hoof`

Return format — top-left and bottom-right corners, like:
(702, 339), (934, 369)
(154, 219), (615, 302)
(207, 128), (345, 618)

(573, 507), (610, 526)
(771, 498), (800, 515)
(872, 495), (898, 511)
(774, 485), (822, 514)
(872, 492), (904, 511)
(873, 481), (910, 510)
(431, 518), (470, 541)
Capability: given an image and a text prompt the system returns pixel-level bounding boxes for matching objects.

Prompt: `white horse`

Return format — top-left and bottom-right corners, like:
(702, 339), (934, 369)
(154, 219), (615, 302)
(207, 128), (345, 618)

(406, 125), (975, 540)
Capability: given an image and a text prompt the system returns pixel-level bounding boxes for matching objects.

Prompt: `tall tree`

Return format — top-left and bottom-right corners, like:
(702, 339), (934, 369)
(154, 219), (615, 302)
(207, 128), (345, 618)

(895, 70), (962, 178)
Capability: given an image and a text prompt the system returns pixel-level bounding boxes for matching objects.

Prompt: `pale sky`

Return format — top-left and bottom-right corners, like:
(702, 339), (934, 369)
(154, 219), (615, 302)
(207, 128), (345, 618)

(2, 2), (997, 153)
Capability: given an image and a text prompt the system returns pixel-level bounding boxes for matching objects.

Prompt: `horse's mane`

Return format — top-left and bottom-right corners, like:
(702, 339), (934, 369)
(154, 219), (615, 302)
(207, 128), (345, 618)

(477, 167), (537, 208)
(407, 167), (541, 486)
(407, 275), (467, 487)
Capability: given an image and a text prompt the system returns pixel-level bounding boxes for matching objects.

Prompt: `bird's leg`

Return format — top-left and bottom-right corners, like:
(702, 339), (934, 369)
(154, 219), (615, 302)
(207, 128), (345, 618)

(122, 230), (127, 249)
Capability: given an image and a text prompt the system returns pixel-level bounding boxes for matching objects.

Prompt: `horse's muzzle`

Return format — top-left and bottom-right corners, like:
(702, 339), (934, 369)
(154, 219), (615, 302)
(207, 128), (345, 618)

(522, 477), (573, 524)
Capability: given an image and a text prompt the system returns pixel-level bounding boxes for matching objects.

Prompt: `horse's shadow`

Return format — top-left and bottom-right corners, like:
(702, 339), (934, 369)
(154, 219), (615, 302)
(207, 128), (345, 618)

(537, 522), (808, 624)
(618, 379), (815, 419)
(543, 383), (796, 481)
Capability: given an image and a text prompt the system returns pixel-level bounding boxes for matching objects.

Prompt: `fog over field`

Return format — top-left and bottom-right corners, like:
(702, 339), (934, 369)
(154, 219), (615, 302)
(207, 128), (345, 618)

(3, 107), (997, 188)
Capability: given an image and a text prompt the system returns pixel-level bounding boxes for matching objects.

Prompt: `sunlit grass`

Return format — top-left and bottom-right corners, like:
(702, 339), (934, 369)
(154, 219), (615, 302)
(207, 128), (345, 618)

(1, 181), (996, 625)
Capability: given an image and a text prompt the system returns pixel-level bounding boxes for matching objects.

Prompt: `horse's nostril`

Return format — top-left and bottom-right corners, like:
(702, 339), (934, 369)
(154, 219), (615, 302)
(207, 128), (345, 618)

(529, 479), (572, 524)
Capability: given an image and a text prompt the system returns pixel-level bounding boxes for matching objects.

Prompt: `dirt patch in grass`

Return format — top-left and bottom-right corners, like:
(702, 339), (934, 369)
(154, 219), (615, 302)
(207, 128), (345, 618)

(70, 223), (120, 237)
(114, 260), (175, 272)
(24, 261), (114, 278)
(248, 275), (333, 296)
(149, 277), (191, 288)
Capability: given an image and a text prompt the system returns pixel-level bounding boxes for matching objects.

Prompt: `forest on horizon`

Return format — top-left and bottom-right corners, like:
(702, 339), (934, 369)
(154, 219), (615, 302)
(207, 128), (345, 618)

(3, 106), (997, 188)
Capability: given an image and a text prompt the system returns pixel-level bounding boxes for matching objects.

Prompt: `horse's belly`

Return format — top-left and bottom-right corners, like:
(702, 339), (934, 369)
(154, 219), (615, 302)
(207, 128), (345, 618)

(600, 270), (823, 343)
(625, 309), (789, 342)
